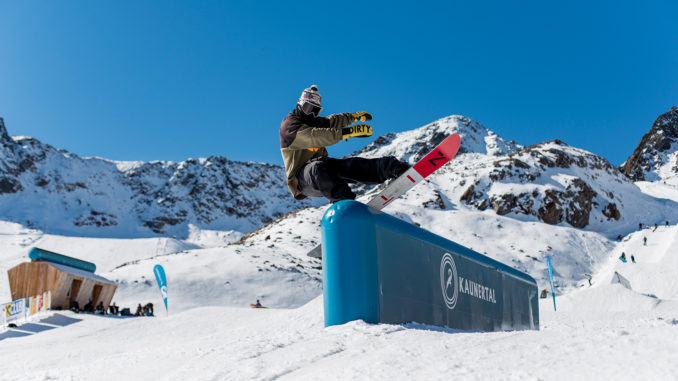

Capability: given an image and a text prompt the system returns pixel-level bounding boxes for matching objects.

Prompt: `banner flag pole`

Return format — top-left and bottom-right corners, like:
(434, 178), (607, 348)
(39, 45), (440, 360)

(546, 256), (557, 311)
(153, 265), (168, 316)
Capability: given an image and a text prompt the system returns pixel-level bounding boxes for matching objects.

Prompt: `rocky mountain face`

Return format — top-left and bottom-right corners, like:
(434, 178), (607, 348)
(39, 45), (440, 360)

(354, 115), (678, 232)
(0, 118), (319, 237)
(456, 140), (634, 229)
(620, 107), (678, 182)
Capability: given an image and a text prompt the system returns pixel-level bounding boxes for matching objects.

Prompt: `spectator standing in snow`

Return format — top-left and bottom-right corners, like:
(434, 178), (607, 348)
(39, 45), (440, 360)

(643, 237), (647, 246)
(143, 303), (154, 316)
(667, 220), (670, 227)
(540, 289), (548, 299)
(638, 223), (643, 230)
(631, 255), (636, 263)
(135, 304), (143, 316)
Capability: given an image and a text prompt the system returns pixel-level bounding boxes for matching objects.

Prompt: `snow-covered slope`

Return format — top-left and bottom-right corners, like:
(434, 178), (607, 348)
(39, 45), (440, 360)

(3, 112), (678, 379)
(598, 223), (678, 300)
(0, 117), (321, 238)
(2, 283), (677, 380)
(0, 220), (323, 310)
(4, 194), (678, 380)
(4, 111), (678, 304)
(235, 115), (678, 293)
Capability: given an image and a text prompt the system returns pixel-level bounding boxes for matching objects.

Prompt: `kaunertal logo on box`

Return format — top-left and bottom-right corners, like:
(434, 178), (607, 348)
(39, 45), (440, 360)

(440, 252), (497, 310)
(440, 253), (459, 309)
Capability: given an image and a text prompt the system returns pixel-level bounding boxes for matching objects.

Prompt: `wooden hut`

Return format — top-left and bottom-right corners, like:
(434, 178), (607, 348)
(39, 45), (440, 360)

(7, 248), (117, 311)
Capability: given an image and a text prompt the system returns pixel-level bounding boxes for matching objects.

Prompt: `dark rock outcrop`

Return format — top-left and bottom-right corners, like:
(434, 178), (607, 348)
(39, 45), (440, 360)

(460, 140), (621, 228)
(620, 107), (678, 181)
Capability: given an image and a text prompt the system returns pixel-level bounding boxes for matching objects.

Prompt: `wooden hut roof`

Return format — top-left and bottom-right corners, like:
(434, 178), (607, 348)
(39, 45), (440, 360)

(47, 262), (116, 284)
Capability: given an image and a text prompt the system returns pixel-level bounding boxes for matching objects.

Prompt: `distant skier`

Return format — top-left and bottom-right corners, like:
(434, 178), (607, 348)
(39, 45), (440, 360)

(279, 85), (410, 203)
(631, 255), (636, 263)
(250, 299), (266, 309)
(643, 237), (647, 246)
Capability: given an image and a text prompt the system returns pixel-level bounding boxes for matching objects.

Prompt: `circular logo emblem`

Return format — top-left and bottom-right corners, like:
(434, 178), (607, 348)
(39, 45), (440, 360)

(440, 253), (459, 309)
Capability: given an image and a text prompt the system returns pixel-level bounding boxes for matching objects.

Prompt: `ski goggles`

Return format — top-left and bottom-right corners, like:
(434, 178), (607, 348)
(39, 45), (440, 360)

(300, 102), (322, 117)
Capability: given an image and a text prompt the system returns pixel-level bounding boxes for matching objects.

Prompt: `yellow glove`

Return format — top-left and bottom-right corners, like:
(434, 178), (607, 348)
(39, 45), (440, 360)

(351, 111), (373, 122)
(342, 124), (373, 140)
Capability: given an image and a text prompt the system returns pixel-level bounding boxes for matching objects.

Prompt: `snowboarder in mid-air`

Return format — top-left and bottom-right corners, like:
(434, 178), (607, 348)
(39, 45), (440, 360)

(279, 85), (410, 203)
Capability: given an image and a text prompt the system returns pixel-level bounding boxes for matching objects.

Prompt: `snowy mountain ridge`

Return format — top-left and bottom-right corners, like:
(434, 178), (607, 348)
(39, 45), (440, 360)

(0, 117), (321, 238)
(346, 114), (678, 233)
(350, 114), (522, 162)
(3, 110), (676, 240)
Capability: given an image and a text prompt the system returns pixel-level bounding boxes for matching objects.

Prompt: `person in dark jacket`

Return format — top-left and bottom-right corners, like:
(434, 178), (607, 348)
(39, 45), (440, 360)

(280, 85), (409, 203)
(95, 301), (105, 314)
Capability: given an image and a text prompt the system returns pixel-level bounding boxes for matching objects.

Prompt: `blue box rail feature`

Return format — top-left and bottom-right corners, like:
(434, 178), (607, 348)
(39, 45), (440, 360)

(322, 200), (539, 331)
(28, 248), (97, 273)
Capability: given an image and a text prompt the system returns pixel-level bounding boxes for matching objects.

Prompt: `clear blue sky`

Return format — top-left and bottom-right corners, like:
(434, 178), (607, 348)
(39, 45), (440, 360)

(1, 1), (676, 166)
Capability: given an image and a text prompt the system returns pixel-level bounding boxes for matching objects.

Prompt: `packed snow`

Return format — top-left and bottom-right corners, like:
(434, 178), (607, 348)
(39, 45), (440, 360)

(2, 179), (678, 379)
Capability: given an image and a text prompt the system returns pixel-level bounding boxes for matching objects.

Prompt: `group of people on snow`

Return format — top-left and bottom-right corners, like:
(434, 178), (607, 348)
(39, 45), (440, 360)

(67, 300), (153, 317)
(619, 252), (635, 263)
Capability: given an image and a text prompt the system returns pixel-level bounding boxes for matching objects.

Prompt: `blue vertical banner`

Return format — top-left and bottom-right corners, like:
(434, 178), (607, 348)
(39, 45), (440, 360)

(546, 256), (556, 311)
(153, 264), (168, 316)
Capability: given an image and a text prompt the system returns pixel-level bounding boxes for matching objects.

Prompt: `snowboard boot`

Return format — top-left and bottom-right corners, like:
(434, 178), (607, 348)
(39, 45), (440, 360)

(384, 157), (411, 180)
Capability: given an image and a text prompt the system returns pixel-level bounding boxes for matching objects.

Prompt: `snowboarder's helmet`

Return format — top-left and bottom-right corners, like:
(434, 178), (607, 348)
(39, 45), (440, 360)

(298, 85), (322, 117)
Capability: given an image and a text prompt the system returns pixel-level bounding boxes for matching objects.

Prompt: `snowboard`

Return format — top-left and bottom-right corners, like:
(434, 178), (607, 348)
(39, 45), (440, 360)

(307, 133), (462, 258)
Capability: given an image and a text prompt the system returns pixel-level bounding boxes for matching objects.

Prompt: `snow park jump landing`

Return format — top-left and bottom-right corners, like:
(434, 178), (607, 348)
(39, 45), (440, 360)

(321, 200), (539, 331)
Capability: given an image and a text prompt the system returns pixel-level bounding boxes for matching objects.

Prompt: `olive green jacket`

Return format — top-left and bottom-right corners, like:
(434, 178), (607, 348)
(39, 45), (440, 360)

(279, 110), (355, 199)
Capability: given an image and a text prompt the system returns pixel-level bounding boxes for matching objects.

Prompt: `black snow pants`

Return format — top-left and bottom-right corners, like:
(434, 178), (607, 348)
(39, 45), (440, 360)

(297, 156), (405, 203)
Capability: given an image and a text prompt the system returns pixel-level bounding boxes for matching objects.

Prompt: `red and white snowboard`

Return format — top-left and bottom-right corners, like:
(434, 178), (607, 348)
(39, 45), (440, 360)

(307, 133), (461, 258)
